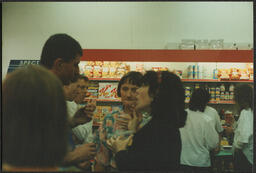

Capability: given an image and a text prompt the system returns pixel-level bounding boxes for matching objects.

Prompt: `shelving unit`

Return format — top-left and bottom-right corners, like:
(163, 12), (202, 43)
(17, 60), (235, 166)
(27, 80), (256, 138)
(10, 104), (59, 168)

(89, 78), (253, 83)
(81, 49), (253, 118)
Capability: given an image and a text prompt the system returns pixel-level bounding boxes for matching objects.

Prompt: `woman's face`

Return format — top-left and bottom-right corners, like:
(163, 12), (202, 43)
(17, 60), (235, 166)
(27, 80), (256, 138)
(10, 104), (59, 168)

(135, 86), (153, 113)
(120, 82), (139, 108)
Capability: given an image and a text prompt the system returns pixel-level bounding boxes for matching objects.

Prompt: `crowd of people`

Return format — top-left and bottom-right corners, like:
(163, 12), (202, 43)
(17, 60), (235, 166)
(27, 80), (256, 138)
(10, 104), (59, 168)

(2, 33), (253, 172)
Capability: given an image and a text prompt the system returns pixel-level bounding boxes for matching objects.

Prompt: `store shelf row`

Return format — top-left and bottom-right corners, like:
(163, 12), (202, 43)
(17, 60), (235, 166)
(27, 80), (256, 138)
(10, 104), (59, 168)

(89, 78), (253, 83)
(85, 99), (234, 104)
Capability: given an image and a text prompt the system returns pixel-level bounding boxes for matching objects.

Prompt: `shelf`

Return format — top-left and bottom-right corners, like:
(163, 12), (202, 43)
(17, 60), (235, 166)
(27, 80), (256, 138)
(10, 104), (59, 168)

(89, 78), (120, 81)
(185, 100), (235, 104)
(88, 78), (253, 83)
(182, 79), (253, 83)
(209, 100), (235, 104)
(81, 49), (253, 62)
(95, 99), (121, 102)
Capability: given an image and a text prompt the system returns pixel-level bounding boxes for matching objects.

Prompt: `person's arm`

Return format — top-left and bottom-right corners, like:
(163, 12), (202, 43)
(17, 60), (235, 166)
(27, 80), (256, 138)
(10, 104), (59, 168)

(63, 143), (96, 166)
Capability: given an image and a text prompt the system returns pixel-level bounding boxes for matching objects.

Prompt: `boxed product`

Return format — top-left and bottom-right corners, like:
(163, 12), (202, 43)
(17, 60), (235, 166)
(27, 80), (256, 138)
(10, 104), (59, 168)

(98, 82), (118, 99)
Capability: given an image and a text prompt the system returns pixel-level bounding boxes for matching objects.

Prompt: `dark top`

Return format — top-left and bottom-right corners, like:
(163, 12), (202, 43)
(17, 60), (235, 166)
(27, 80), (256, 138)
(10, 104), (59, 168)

(115, 118), (182, 171)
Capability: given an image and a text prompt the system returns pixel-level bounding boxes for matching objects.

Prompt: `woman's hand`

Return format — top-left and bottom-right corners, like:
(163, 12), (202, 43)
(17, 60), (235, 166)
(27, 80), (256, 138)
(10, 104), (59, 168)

(106, 135), (133, 154)
(116, 113), (131, 130)
(128, 110), (143, 133)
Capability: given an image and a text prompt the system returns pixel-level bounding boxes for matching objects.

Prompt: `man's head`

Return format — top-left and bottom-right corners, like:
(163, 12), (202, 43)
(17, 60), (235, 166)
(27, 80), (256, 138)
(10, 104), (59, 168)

(74, 75), (89, 104)
(40, 33), (82, 85)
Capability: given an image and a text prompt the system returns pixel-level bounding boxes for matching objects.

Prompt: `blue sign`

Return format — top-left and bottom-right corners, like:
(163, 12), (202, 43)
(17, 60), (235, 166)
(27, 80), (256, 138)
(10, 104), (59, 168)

(7, 60), (40, 73)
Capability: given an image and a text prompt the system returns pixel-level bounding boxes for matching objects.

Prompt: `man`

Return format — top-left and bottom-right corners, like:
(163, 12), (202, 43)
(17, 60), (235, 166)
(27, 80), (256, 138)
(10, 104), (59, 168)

(40, 34), (96, 169)
(40, 33), (81, 85)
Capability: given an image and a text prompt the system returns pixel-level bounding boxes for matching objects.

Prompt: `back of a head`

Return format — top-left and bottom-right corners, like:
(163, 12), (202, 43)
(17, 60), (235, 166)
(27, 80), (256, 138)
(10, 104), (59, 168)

(40, 33), (82, 69)
(2, 65), (68, 167)
(234, 84), (253, 111)
(189, 88), (210, 112)
(143, 71), (187, 128)
(117, 71), (143, 97)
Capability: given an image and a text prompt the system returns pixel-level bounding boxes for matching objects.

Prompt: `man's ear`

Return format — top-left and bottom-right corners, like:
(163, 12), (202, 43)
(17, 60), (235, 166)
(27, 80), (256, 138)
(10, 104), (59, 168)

(53, 58), (64, 71)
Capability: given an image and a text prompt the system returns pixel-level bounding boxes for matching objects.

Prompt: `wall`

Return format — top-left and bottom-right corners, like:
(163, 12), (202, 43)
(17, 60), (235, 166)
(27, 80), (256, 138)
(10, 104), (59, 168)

(2, 2), (253, 79)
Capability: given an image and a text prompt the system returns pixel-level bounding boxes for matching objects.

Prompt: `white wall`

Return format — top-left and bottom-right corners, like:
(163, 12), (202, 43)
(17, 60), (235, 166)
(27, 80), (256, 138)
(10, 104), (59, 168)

(2, 2), (253, 79)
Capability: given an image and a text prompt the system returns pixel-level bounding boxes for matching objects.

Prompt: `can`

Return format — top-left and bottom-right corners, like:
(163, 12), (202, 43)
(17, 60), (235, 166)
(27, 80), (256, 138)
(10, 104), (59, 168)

(225, 92), (229, 100)
(220, 92), (225, 100)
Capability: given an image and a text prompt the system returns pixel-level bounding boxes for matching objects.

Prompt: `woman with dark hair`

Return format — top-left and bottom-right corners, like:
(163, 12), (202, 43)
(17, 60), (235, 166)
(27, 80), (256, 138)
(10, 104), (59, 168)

(179, 88), (219, 173)
(232, 84), (253, 172)
(2, 65), (68, 171)
(94, 71), (152, 171)
(106, 71), (187, 171)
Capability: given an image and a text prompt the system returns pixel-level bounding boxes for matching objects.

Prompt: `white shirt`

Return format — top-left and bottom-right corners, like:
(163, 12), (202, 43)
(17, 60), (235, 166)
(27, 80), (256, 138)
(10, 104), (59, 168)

(180, 109), (219, 167)
(233, 108), (253, 164)
(66, 101), (83, 118)
(72, 120), (93, 143)
(204, 106), (223, 133)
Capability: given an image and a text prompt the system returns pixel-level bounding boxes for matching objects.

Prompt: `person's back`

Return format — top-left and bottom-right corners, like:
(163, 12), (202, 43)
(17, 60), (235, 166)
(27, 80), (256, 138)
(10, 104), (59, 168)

(180, 109), (219, 167)
(204, 105), (223, 133)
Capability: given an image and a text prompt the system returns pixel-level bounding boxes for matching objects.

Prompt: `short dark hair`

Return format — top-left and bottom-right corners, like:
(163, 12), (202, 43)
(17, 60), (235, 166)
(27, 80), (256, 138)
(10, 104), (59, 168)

(117, 71), (143, 97)
(40, 33), (82, 69)
(234, 84), (253, 111)
(2, 65), (68, 167)
(142, 71), (187, 128)
(189, 88), (210, 112)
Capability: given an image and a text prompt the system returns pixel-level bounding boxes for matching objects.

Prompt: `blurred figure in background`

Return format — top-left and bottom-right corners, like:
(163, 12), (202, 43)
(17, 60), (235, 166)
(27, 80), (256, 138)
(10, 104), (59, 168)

(179, 88), (219, 173)
(233, 84), (253, 172)
(2, 65), (68, 171)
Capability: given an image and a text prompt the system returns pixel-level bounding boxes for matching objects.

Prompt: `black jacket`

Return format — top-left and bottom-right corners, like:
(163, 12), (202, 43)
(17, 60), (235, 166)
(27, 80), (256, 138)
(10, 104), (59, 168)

(115, 119), (182, 171)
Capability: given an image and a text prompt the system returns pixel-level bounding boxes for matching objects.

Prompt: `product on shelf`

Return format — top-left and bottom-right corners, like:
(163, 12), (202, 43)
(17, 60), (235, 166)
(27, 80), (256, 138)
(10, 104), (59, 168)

(98, 82), (118, 99)
(87, 81), (99, 98)
(218, 69), (230, 80)
(185, 87), (191, 103)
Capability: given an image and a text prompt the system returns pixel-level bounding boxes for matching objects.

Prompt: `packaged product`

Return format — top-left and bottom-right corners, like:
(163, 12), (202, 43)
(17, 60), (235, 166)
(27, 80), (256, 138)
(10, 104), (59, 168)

(95, 61), (103, 66)
(87, 82), (99, 98)
(102, 63), (110, 78)
(152, 67), (160, 72)
(220, 92), (225, 100)
(98, 82), (118, 99)
(109, 62), (117, 78)
(215, 87), (220, 95)
(185, 87), (191, 96)
(239, 69), (249, 80)
(229, 92), (234, 100)
(195, 84), (200, 89)
(216, 94), (220, 101)
(230, 68), (240, 80)
(84, 65), (94, 78)
(93, 65), (102, 78)
(229, 84), (234, 92)
(218, 69), (230, 80)
(93, 106), (102, 123)
(187, 65), (193, 79)
(116, 63), (126, 78)
(225, 92), (230, 100)
(220, 84), (225, 92)
(101, 106), (112, 121)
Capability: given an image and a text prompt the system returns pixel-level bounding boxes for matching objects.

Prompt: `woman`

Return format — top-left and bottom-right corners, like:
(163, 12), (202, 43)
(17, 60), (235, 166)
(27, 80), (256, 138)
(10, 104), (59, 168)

(179, 88), (219, 173)
(233, 84), (253, 172)
(2, 65), (68, 171)
(107, 71), (187, 171)
(94, 71), (152, 171)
